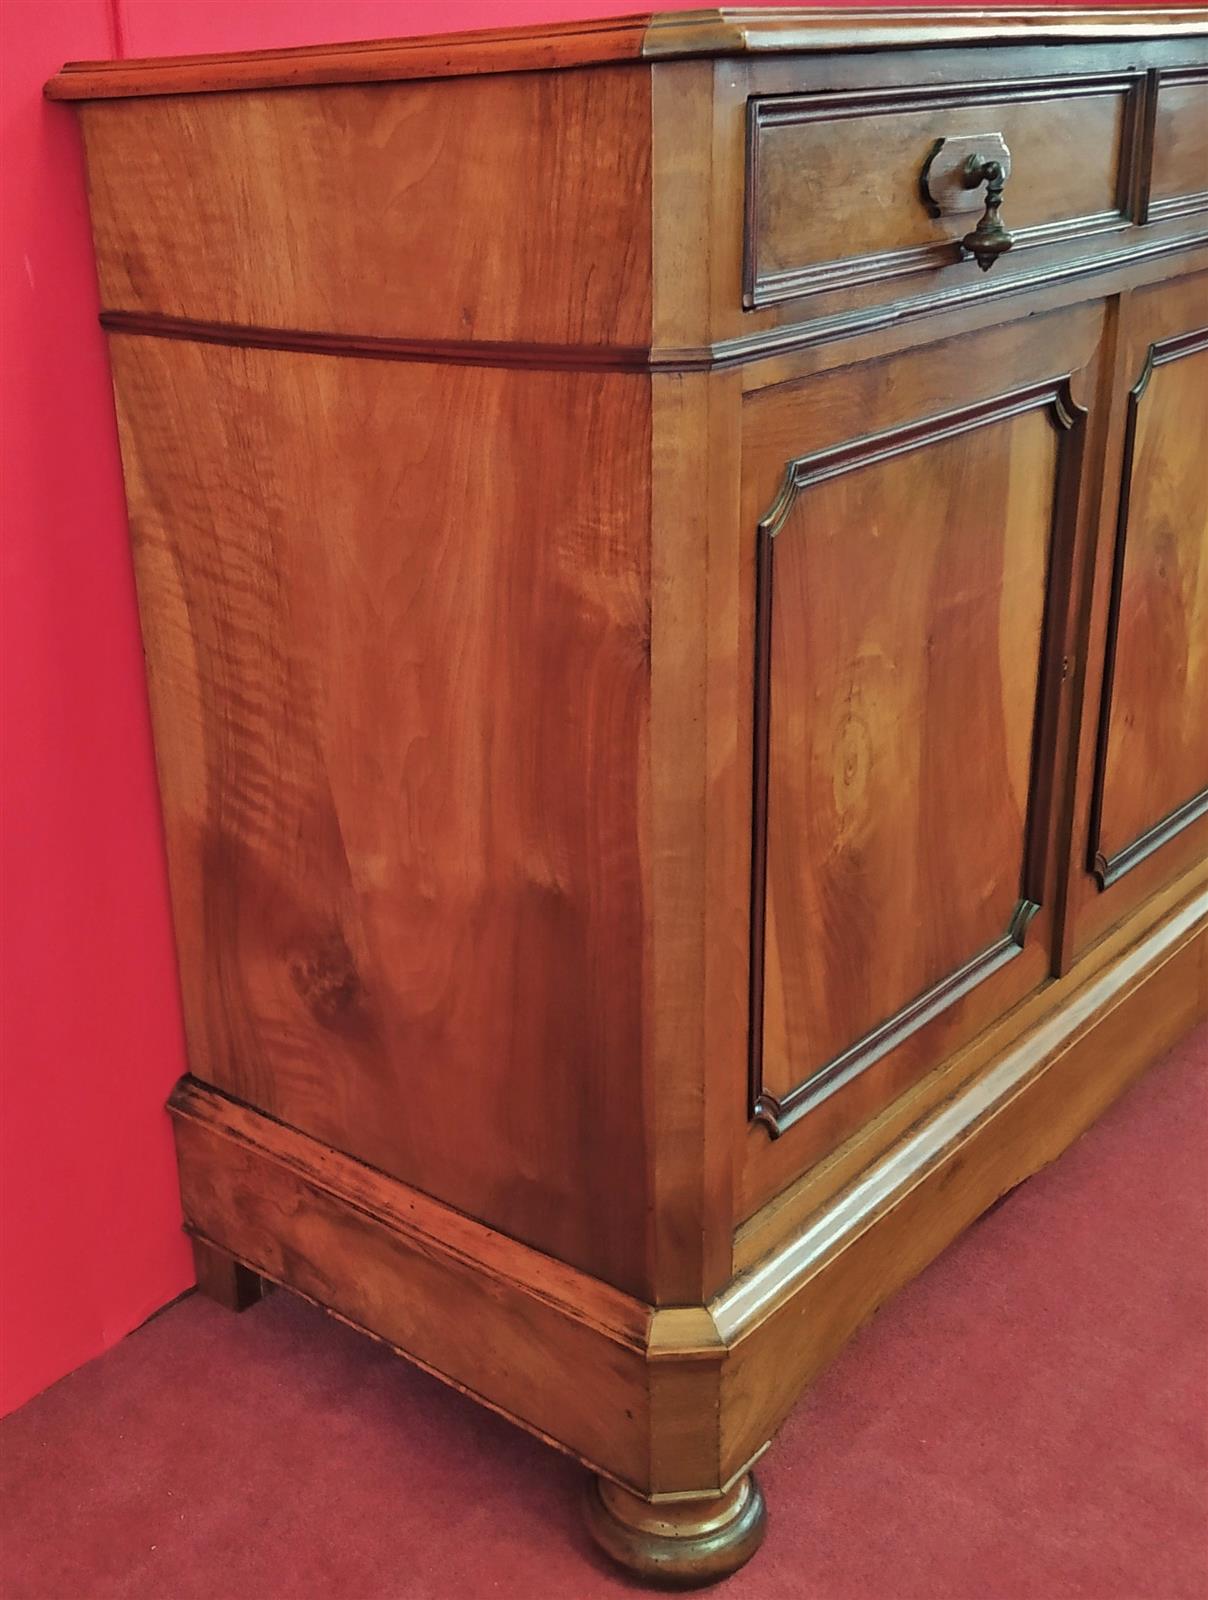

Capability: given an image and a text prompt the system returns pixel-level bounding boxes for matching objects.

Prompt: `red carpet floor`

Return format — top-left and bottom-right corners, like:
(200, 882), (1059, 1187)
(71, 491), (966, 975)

(3, 1025), (1206, 1600)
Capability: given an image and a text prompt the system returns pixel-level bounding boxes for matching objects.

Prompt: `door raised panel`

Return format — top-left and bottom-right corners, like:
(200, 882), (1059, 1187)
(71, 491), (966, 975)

(744, 321), (1094, 1144)
(1087, 329), (1208, 888)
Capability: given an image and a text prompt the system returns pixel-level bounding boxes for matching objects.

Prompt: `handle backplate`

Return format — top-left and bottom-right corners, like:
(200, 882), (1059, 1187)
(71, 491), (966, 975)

(921, 132), (1012, 217)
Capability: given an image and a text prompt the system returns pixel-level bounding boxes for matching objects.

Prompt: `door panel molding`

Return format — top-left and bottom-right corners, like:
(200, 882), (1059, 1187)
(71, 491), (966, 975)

(1086, 326), (1208, 890)
(750, 376), (1087, 1137)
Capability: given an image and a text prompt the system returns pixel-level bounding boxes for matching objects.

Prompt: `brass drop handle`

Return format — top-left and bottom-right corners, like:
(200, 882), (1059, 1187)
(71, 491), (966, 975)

(961, 155), (1013, 272)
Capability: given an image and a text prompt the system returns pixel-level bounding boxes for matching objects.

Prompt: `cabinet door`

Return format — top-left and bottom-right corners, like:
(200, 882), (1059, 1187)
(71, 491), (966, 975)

(740, 306), (1105, 1189)
(1067, 272), (1208, 961)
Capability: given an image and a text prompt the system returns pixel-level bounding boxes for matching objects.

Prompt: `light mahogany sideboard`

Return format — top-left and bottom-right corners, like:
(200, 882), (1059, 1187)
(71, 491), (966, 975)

(49, 9), (1208, 1585)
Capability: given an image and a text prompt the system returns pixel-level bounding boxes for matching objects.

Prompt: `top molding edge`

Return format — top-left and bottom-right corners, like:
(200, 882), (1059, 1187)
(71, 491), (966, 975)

(44, 7), (1208, 101)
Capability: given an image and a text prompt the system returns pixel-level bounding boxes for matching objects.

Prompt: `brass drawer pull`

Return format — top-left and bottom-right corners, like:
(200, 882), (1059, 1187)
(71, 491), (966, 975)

(961, 155), (1014, 271)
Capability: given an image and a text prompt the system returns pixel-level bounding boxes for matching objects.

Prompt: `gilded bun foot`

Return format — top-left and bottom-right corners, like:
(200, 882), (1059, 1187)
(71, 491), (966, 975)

(583, 1472), (766, 1587)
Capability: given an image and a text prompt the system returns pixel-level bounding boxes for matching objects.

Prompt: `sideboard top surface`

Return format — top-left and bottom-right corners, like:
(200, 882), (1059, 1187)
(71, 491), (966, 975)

(45, 7), (1208, 99)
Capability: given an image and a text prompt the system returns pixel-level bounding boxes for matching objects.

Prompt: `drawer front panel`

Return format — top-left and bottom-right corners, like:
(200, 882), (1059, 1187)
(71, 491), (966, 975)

(744, 75), (1144, 308)
(1149, 67), (1208, 222)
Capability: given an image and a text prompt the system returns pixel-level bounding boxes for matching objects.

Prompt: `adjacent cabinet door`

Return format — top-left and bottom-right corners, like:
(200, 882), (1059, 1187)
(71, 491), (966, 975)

(1068, 270), (1208, 960)
(740, 305), (1107, 1174)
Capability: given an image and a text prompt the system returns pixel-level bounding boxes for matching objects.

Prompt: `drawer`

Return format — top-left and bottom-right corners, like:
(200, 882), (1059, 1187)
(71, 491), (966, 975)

(744, 72), (1146, 308)
(1148, 66), (1208, 222)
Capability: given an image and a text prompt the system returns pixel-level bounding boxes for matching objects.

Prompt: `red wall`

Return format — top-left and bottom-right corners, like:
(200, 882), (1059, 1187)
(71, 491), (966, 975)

(2, 0), (192, 1420)
(0, 0), (1149, 1417)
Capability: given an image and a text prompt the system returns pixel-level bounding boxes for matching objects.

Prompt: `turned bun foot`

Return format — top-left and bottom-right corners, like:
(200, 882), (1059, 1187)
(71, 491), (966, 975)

(584, 1472), (766, 1587)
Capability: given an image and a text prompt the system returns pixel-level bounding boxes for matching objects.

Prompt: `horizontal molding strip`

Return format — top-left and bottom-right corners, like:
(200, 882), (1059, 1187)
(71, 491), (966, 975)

(1094, 788), (1208, 887)
(169, 1074), (652, 1353)
(754, 919), (1035, 1136)
(100, 226), (1208, 376)
(98, 311), (656, 373)
(749, 210), (1133, 310)
(698, 227), (1208, 370)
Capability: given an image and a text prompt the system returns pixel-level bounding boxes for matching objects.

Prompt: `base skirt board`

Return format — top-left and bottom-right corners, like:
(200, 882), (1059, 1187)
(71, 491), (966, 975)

(168, 1083), (657, 1490)
(168, 891), (1207, 1498)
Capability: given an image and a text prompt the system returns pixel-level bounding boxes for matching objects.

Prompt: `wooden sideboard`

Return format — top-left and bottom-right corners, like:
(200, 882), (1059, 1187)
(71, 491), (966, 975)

(49, 9), (1208, 1584)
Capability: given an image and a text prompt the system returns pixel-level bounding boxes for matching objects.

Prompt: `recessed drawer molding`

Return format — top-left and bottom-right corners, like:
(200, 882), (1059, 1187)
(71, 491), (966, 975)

(744, 74), (1147, 308)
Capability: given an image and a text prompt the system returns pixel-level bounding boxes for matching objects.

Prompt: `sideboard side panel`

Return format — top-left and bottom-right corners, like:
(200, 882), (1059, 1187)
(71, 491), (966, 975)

(108, 332), (657, 1297)
(79, 67), (653, 350)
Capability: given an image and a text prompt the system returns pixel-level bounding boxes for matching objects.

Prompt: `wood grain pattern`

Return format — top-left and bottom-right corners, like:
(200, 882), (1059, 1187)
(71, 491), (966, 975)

(167, 886), (1207, 1502)
(646, 365), (745, 1303)
(698, 41), (1208, 364)
(1149, 67), (1208, 219)
(712, 226), (1208, 373)
(169, 1078), (656, 1489)
(110, 333), (656, 1298)
(1088, 328), (1208, 885)
(1060, 269), (1208, 968)
(752, 388), (1071, 1133)
(78, 69), (652, 348)
(45, 15), (654, 98)
(72, 43), (1208, 372)
(718, 889), (1207, 1482)
(735, 854), (1208, 1263)
(745, 76), (1140, 308)
(738, 308), (1101, 1152)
